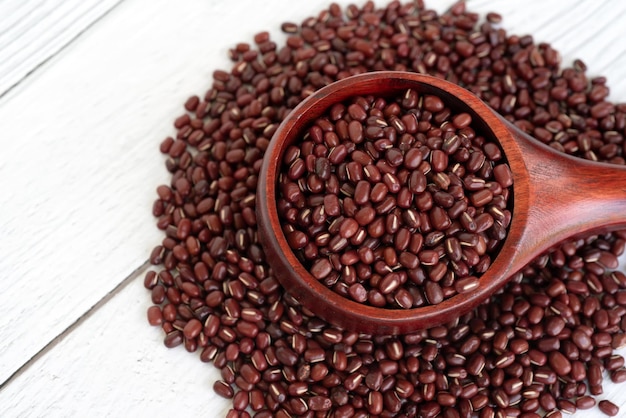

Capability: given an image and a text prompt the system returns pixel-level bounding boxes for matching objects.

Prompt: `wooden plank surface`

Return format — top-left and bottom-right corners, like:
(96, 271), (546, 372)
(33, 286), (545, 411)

(0, 0), (122, 98)
(1, 0), (626, 416)
(0, 0), (214, 384)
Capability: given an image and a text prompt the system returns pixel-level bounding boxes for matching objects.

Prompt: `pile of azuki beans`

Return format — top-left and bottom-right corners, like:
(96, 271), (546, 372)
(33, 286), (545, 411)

(277, 89), (513, 308)
(146, 1), (626, 416)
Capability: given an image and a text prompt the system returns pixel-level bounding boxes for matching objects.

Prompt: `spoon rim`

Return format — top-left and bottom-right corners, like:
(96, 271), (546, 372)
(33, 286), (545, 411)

(257, 71), (531, 334)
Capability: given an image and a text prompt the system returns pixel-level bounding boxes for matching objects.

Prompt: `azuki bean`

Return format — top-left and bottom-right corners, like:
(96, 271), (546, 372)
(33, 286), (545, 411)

(575, 395), (596, 410)
(424, 281), (444, 304)
(599, 400), (620, 416)
(214, 380), (234, 399)
(147, 306), (163, 326)
(611, 368), (626, 383)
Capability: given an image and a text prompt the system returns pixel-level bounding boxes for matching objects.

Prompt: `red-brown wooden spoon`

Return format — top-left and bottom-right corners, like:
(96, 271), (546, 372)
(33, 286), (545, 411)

(257, 71), (626, 335)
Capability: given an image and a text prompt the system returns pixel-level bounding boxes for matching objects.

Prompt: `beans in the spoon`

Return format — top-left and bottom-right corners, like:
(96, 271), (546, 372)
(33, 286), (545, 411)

(276, 90), (512, 308)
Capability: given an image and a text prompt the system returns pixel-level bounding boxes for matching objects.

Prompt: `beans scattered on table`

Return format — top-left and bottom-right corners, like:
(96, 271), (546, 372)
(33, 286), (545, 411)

(147, 1), (626, 417)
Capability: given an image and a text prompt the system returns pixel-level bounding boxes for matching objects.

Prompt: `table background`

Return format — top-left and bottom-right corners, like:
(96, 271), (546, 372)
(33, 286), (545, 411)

(1, 0), (626, 416)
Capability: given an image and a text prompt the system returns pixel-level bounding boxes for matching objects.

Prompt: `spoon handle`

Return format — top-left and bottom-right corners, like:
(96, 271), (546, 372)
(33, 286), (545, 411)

(508, 123), (626, 270)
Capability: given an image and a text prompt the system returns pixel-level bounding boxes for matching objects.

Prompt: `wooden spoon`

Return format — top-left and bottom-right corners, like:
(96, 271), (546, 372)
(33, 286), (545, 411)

(256, 71), (626, 335)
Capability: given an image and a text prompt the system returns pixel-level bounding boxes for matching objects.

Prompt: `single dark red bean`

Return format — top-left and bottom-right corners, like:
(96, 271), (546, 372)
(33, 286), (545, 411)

(308, 396), (332, 411)
(213, 380), (234, 399)
(599, 400), (619, 416)
(311, 258), (332, 279)
(147, 306), (163, 326)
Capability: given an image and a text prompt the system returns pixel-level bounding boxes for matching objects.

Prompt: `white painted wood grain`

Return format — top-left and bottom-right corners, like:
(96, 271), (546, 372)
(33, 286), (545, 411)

(1, 0), (626, 417)
(0, 0), (122, 98)
(0, 0), (227, 385)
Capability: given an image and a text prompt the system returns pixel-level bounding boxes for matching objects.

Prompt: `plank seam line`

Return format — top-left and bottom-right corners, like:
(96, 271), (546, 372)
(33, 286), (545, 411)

(0, 258), (150, 391)
(0, 0), (125, 102)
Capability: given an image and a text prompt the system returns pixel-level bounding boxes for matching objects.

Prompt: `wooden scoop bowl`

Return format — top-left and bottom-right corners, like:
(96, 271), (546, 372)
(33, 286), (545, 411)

(256, 71), (626, 335)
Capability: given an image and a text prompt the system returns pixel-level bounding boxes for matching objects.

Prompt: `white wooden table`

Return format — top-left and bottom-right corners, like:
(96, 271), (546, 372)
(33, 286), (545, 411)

(1, 0), (626, 416)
